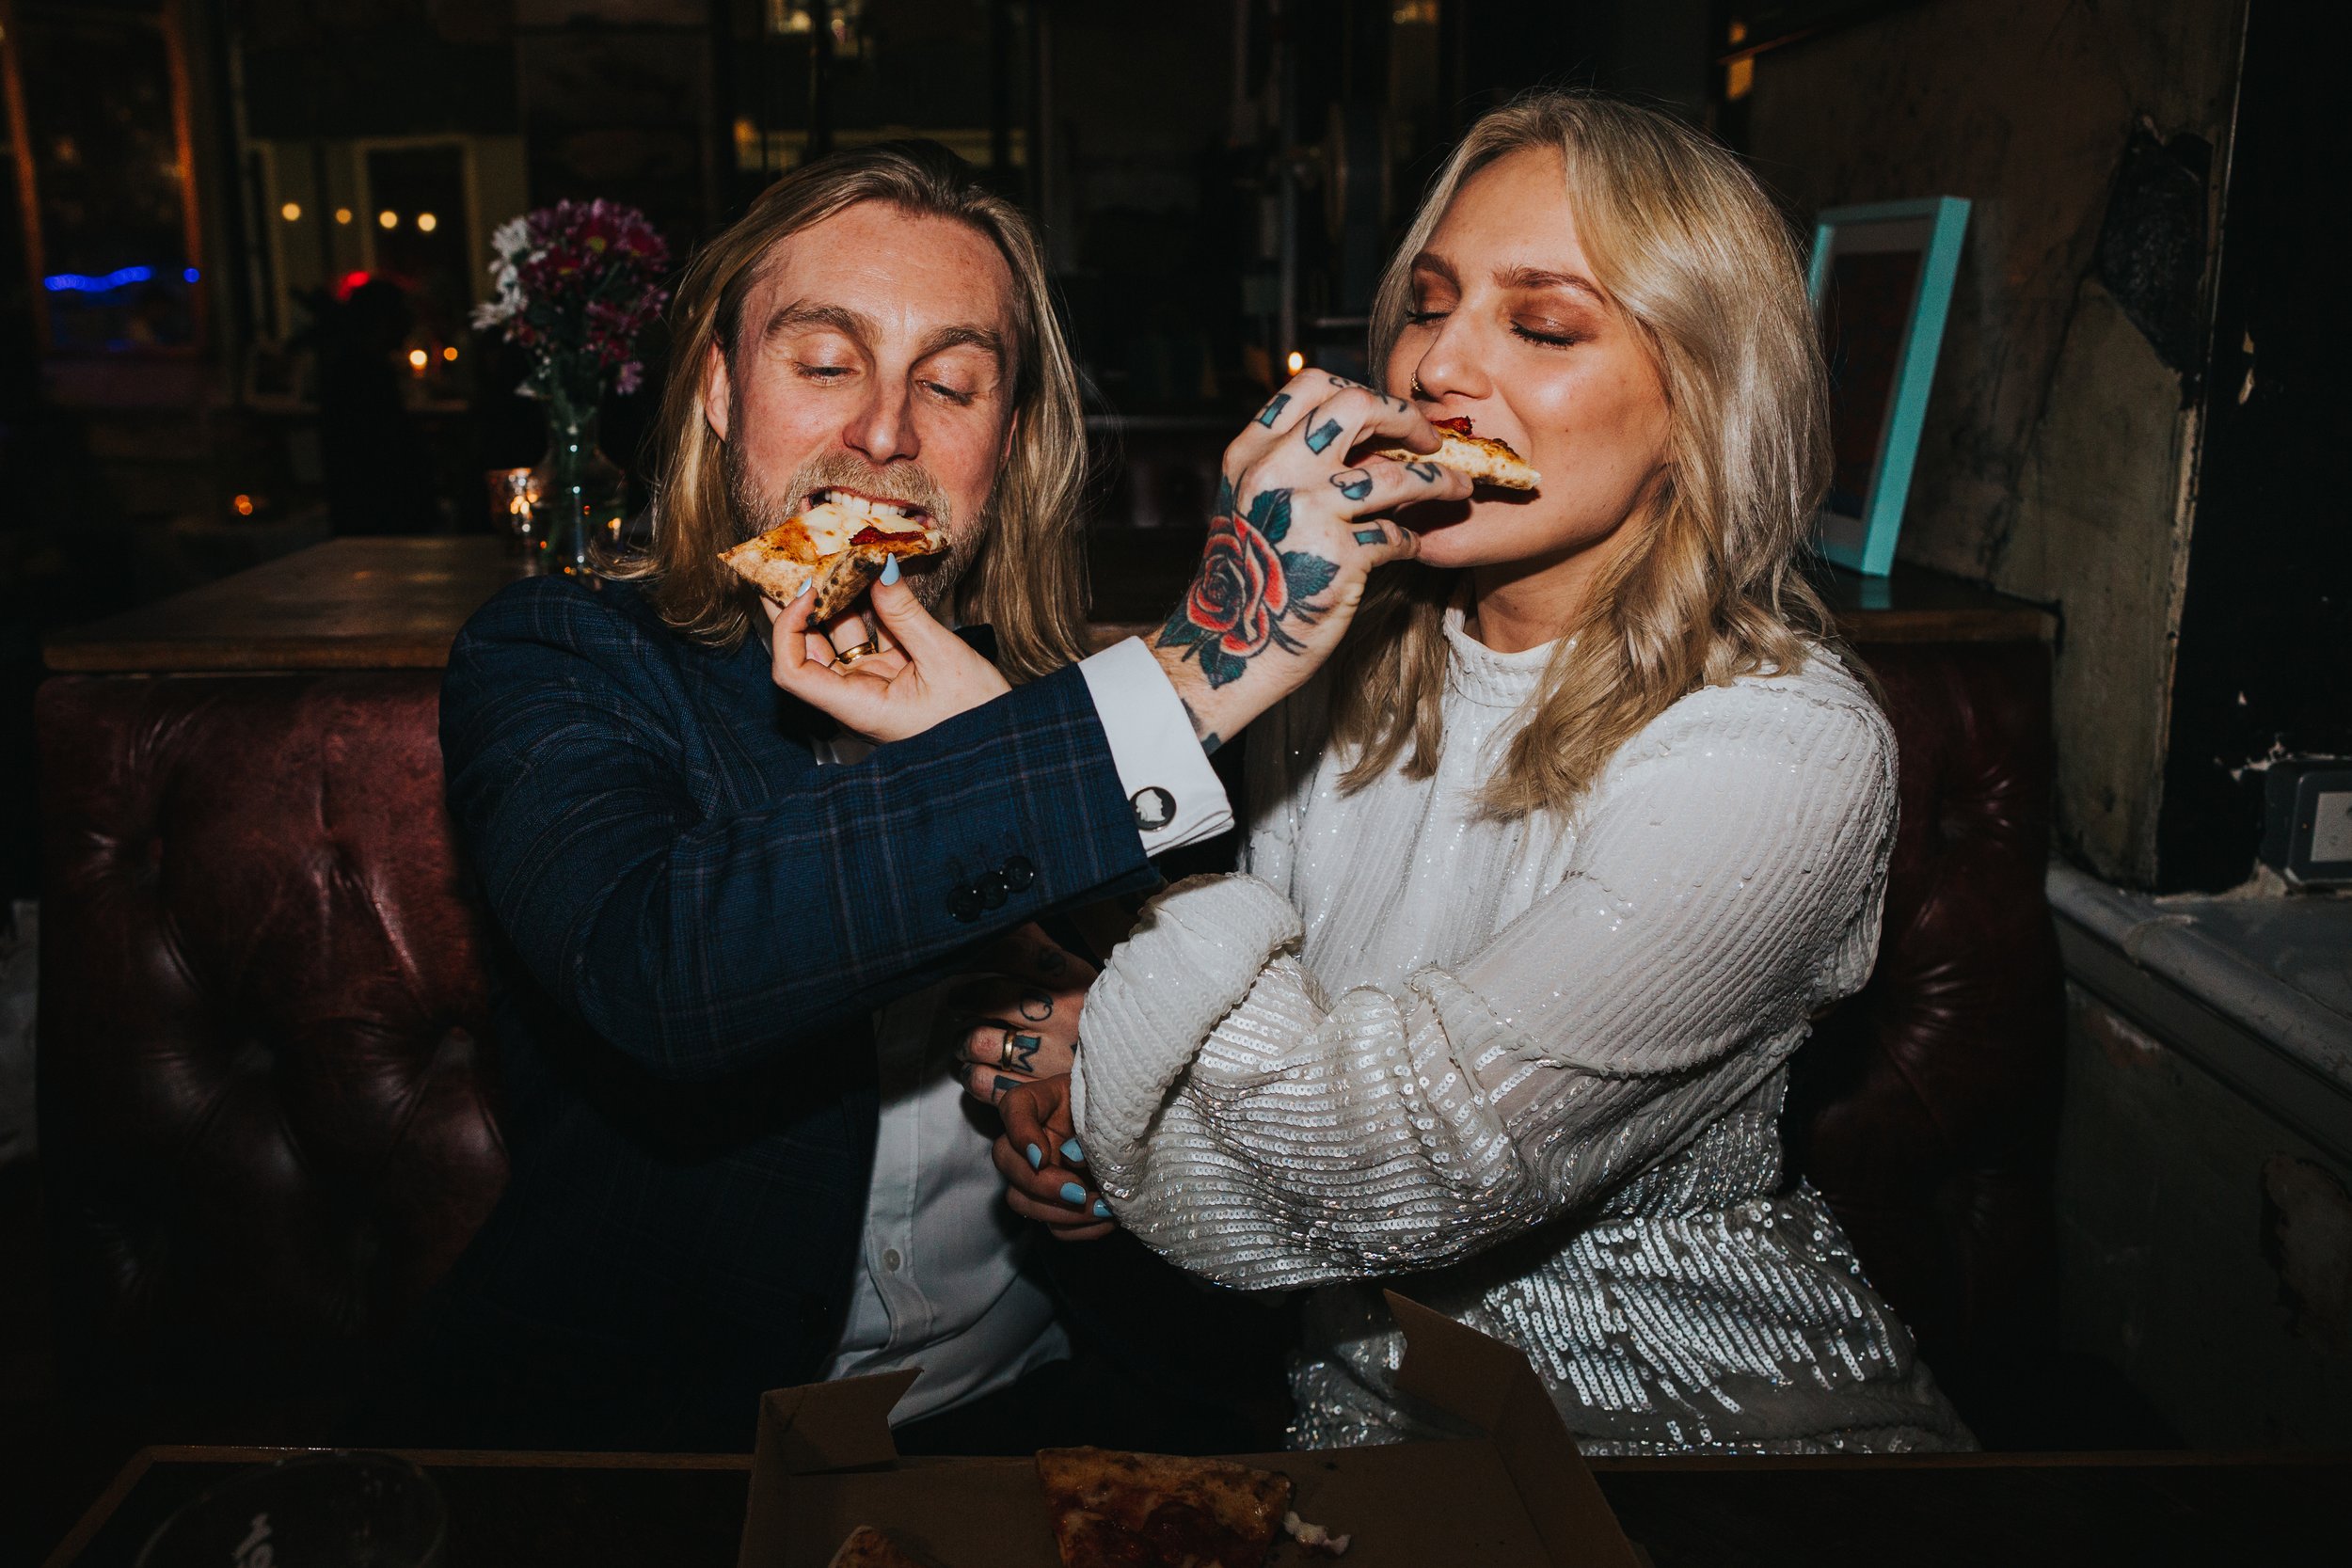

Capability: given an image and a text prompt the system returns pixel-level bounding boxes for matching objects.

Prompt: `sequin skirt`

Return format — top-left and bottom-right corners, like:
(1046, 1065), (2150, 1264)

(1286, 1182), (1975, 1455)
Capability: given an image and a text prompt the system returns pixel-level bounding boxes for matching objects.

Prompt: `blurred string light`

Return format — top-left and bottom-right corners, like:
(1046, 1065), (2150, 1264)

(41, 264), (197, 292)
(232, 494), (255, 515)
(280, 201), (301, 221)
(335, 208), (353, 225)
(416, 212), (438, 233)
(406, 348), (429, 371)
(1286, 350), (1305, 374)
(441, 345), (458, 362)
(378, 210), (398, 229)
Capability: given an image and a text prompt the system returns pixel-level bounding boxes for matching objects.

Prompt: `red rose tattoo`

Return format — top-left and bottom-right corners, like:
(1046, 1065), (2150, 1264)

(1156, 481), (1339, 688)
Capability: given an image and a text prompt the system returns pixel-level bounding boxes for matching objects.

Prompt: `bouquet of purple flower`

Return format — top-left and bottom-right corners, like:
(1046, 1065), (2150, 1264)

(472, 198), (671, 408)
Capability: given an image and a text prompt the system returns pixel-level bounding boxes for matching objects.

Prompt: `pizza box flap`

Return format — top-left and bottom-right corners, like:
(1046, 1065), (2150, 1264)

(737, 1295), (1644, 1568)
(1386, 1291), (1641, 1567)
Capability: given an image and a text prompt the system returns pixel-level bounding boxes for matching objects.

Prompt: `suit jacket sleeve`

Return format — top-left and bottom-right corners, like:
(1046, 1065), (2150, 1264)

(440, 579), (1156, 1084)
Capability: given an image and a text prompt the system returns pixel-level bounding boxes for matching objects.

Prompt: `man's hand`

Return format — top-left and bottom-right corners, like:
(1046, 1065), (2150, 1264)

(764, 562), (1009, 743)
(948, 924), (1095, 1106)
(1152, 371), (1470, 748)
(993, 1074), (1113, 1242)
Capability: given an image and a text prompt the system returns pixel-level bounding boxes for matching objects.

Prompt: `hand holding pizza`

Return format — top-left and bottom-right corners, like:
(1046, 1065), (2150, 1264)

(1149, 369), (1471, 749)
(764, 563), (1010, 743)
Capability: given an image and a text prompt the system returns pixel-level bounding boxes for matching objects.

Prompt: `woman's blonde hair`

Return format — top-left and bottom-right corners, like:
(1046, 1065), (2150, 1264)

(612, 141), (1089, 680)
(1330, 93), (1836, 816)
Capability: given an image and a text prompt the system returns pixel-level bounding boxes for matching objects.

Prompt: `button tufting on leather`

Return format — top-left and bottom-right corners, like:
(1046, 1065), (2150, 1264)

(1001, 855), (1036, 892)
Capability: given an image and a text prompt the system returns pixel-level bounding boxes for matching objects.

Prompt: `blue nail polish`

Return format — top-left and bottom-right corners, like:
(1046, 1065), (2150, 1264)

(792, 580), (812, 603)
(1060, 1138), (1085, 1163)
(1091, 1200), (1110, 1218)
(1025, 1143), (1043, 1169)
(879, 555), (901, 585)
(1059, 1182), (1087, 1205)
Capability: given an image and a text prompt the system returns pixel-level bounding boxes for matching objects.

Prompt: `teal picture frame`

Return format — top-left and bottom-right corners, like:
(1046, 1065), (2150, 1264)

(1806, 197), (1971, 577)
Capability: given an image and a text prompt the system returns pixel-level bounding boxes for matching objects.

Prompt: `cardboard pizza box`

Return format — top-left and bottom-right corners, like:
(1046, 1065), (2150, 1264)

(737, 1291), (1643, 1568)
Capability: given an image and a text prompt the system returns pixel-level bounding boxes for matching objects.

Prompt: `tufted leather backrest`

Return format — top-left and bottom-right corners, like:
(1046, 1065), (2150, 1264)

(36, 673), (505, 1430)
(1786, 638), (2065, 1395)
(35, 643), (2063, 1431)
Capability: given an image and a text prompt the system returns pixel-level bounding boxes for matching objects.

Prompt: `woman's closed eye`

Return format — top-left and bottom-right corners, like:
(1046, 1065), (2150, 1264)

(1510, 317), (1589, 347)
(797, 360), (855, 381)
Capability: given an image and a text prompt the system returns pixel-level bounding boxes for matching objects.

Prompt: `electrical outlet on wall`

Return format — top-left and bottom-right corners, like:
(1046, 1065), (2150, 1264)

(2259, 760), (2352, 887)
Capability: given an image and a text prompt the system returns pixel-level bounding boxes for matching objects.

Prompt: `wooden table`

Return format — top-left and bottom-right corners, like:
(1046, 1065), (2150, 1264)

(40, 536), (2054, 676)
(45, 1445), (2344, 1567)
(41, 537), (528, 673)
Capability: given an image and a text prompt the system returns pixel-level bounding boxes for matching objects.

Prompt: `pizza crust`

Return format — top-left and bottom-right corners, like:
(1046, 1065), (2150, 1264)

(1375, 429), (1540, 490)
(826, 1524), (926, 1568)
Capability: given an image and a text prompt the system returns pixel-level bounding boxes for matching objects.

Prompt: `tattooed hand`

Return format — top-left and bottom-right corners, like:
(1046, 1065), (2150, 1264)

(1153, 370), (1470, 748)
(947, 923), (1096, 1107)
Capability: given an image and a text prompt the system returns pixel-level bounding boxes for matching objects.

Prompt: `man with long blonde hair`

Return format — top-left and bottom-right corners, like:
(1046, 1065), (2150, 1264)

(400, 143), (1265, 1450)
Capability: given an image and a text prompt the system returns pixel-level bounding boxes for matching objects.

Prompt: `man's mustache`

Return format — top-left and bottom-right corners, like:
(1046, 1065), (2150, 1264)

(780, 452), (953, 525)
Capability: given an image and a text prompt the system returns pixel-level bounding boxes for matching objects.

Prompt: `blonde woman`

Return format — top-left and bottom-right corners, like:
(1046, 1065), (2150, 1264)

(786, 95), (1970, 1454)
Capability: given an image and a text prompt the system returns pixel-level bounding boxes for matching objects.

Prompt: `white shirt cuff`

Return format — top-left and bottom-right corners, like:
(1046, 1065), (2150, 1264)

(1077, 637), (1234, 856)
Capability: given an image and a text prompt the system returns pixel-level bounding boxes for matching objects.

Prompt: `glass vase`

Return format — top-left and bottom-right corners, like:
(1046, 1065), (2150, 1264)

(530, 402), (627, 578)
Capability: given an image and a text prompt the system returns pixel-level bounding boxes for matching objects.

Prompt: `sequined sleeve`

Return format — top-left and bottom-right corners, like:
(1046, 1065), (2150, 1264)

(1069, 686), (1898, 1290)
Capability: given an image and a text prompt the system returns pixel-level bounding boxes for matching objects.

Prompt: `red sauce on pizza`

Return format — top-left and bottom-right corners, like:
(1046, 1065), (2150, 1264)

(1431, 416), (1474, 435)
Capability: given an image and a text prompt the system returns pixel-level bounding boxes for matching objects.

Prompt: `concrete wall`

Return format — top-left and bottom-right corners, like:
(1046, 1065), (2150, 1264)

(2058, 986), (2352, 1444)
(1743, 0), (2246, 884)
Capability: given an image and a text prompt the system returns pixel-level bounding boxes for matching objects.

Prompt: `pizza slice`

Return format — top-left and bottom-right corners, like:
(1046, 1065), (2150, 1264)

(1376, 415), (1540, 490)
(826, 1524), (930, 1568)
(1035, 1447), (1293, 1568)
(719, 489), (951, 621)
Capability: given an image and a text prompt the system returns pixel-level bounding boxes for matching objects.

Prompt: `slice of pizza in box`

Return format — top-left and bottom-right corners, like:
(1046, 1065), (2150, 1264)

(736, 1291), (1644, 1568)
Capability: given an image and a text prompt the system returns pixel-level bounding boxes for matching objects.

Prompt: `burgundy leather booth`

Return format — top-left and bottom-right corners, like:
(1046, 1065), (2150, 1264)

(34, 638), (2062, 1438)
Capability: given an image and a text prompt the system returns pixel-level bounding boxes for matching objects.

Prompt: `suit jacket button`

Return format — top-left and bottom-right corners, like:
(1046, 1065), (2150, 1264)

(1002, 855), (1036, 892)
(947, 885), (982, 922)
(977, 870), (1009, 910)
(1131, 785), (1177, 832)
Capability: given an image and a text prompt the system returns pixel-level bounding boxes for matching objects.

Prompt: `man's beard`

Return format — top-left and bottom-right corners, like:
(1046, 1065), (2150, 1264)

(723, 442), (974, 612)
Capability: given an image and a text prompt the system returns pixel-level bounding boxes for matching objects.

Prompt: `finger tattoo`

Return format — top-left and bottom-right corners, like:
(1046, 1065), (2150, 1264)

(1002, 1031), (1041, 1071)
(1353, 526), (1388, 546)
(1329, 467), (1373, 501)
(1036, 947), (1067, 975)
(992, 1073), (1021, 1102)
(1018, 990), (1054, 1022)
(1254, 392), (1291, 427)
(1404, 459), (1442, 483)
(1303, 417), (1343, 454)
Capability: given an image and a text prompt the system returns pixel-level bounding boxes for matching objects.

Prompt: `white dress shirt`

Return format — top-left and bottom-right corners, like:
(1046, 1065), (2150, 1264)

(819, 638), (1228, 1422)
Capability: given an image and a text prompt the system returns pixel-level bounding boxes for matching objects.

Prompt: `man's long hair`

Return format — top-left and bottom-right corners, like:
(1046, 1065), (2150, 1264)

(613, 143), (1090, 680)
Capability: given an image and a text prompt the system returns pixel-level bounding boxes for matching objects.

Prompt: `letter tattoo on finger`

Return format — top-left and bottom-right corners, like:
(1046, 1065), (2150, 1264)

(1404, 459), (1442, 483)
(1002, 1030), (1041, 1071)
(1353, 525), (1388, 546)
(1303, 417), (1343, 454)
(1329, 468), (1373, 501)
(1018, 989), (1054, 1022)
(1254, 392), (1291, 427)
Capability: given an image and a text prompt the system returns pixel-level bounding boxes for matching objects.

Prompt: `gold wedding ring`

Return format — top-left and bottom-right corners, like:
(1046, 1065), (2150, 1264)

(830, 640), (881, 670)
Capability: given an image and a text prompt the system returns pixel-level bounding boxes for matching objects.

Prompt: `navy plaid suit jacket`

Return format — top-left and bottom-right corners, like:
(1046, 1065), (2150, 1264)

(415, 573), (1156, 1446)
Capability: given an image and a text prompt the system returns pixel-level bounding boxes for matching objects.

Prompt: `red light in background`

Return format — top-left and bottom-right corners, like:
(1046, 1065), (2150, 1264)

(336, 270), (372, 299)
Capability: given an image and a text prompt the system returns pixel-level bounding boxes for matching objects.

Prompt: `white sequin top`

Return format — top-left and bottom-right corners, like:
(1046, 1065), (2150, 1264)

(1072, 610), (1973, 1453)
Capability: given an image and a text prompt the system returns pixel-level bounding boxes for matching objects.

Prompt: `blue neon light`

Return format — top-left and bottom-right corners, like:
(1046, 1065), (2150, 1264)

(183, 267), (199, 283)
(40, 265), (161, 293)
